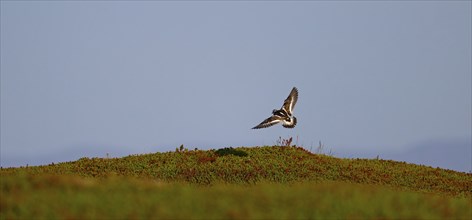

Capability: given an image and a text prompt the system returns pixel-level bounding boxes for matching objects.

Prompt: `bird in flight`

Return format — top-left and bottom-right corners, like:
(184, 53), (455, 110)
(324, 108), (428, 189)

(252, 87), (298, 129)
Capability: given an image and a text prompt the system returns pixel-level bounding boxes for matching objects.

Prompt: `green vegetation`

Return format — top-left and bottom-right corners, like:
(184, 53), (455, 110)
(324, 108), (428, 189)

(2, 146), (471, 219)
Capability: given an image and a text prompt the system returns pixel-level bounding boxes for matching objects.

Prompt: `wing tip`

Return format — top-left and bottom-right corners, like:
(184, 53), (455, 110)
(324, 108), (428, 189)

(252, 124), (269, 129)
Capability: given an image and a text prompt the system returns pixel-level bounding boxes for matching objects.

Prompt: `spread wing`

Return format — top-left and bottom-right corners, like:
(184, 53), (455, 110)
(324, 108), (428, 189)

(281, 87), (298, 115)
(252, 115), (284, 129)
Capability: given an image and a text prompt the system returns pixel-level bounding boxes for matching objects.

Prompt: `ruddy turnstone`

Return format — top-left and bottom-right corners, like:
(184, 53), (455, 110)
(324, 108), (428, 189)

(252, 87), (298, 129)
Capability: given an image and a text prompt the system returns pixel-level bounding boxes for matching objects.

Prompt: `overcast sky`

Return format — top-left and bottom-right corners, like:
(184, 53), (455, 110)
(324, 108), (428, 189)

(1, 2), (471, 172)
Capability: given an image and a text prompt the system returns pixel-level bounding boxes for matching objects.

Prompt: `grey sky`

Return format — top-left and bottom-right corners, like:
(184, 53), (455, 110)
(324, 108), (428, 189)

(1, 2), (471, 172)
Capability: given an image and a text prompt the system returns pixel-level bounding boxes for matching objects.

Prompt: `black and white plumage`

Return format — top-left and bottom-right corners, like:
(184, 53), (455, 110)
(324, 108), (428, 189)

(252, 87), (298, 129)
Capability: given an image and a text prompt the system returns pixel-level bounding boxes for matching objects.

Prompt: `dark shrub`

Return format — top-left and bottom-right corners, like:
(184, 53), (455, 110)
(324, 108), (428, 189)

(215, 147), (248, 157)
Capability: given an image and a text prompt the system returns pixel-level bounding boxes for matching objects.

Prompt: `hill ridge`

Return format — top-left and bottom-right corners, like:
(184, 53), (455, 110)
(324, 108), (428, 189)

(2, 146), (471, 196)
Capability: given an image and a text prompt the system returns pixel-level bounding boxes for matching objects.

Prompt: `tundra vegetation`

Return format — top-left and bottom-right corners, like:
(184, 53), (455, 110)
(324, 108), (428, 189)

(1, 142), (471, 219)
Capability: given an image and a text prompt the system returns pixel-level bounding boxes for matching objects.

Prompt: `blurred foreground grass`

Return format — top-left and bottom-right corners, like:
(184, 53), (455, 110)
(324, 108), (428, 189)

(2, 174), (471, 220)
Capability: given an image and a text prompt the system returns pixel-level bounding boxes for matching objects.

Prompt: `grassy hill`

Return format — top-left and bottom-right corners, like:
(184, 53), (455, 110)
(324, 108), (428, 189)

(2, 146), (471, 219)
